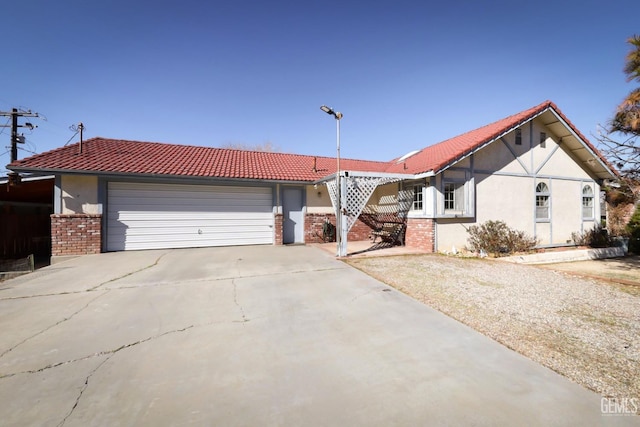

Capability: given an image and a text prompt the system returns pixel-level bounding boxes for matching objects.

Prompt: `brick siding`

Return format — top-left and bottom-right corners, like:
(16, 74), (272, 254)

(51, 214), (102, 256)
(304, 213), (373, 243)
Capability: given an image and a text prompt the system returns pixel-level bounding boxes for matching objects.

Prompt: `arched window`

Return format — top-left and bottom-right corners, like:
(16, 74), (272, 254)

(582, 185), (594, 219)
(536, 182), (550, 220)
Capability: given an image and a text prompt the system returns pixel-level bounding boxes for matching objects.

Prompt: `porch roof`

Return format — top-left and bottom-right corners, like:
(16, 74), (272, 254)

(313, 170), (413, 184)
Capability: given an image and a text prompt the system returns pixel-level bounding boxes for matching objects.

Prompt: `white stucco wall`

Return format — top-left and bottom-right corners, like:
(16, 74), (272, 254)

(60, 175), (101, 214)
(374, 183), (399, 214)
(305, 185), (333, 214)
(552, 179), (581, 244)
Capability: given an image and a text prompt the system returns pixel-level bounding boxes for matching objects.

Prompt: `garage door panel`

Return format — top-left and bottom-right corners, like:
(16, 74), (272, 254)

(107, 182), (274, 251)
(109, 233), (273, 245)
(109, 186), (271, 198)
(109, 224), (274, 235)
(109, 197), (272, 210)
(108, 218), (273, 229)
(109, 189), (273, 199)
(108, 212), (274, 221)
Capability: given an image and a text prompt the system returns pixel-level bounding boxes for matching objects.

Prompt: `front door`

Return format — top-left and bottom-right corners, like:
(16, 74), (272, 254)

(282, 187), (304, 244)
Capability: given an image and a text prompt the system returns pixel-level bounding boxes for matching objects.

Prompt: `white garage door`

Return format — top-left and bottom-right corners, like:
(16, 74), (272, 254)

(107, 182), (274, 251)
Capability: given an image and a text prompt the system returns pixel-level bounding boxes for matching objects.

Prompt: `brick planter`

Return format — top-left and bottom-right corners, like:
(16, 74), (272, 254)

(51, 214), (102, 256)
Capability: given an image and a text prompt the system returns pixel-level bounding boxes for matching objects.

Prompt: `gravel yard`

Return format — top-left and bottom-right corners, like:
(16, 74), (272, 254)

(347, 254), (640, 408)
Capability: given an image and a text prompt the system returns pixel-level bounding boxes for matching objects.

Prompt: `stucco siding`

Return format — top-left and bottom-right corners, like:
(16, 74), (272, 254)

(537, 141), (594, 179)
(436, 220), (473, 252)
(536, 222), (552, 245)
(531, 119), (559, 172)
(550, 179), (581, 245)
(373, 183), (399, 214)
(474, 134), (529, 175)
(452, 157), (471, 169)
(60, 175), (100, 215)
(432, 120), (603, 252)
(306, 185), (333, 214)
(476, 174), (533, 232)
(436, 173), (535, 252)
(436, 175), (599, 251)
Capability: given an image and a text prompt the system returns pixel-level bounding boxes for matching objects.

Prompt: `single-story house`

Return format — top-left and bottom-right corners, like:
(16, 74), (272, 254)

(7, 100), (616, 261)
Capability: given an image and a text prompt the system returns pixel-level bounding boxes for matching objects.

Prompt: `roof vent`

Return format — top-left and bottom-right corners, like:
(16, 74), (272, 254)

(396, 149), (420, 163)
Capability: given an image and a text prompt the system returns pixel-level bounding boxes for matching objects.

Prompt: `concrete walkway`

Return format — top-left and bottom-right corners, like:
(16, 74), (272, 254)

(0, 246), (637, 426)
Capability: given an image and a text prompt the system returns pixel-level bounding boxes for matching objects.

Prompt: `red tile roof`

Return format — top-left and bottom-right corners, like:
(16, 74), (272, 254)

(9, 101), (614, 180)
(9, 138), (390, 182)
(384, 100), (609, 175)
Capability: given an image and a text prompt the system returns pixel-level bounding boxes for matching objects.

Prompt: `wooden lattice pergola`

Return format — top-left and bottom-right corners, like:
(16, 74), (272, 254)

(315, 171), (412, 256)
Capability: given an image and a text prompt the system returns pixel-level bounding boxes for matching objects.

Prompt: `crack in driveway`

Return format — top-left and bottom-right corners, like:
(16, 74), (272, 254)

(88, 251), (170, 291)
(51, 324), (194, 426)
(232, 279), (248, 323)
(0, 290), (109, 360)
(1, 265), (346, 301)
(0, 324), (196, 380)
(56, 354), (112, 427)
(0, 252), (170, 301)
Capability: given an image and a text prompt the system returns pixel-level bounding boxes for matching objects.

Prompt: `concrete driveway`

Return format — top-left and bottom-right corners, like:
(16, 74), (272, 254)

(0, 246), (637, 426)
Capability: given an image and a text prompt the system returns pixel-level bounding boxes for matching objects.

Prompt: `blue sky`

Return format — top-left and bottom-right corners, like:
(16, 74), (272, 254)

(1, 0), (638, 173)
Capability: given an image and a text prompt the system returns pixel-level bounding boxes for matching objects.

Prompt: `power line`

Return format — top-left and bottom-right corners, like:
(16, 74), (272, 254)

(0, 117), (10, 137)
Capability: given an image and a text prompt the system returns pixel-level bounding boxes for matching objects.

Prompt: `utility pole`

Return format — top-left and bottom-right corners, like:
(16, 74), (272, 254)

(1, 108), (40, 186)
(11, 109), (18, 162)
(1, 108), (40, 163)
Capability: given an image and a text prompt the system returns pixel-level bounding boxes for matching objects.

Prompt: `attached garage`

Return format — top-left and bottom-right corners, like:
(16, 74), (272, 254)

(106, 182), (274, 251)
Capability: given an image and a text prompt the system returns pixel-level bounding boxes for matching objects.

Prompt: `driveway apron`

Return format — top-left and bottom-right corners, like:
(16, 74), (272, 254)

(0, 246), (637, 426)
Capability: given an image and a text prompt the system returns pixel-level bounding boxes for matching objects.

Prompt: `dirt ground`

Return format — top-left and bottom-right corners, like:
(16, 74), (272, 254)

(539, 255), (640, 289)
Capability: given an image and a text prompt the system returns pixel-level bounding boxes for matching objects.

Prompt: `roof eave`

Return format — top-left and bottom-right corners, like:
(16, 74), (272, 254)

(546, 109), (617, 180)
(7, 166), (314, 185)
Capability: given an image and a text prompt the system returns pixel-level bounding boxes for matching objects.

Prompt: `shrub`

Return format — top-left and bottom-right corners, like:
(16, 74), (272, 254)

(606, 203), (634, 237)
(571, 225), (615, 248)
(627, 204), (640, 254)
(467, 220), (538, 257)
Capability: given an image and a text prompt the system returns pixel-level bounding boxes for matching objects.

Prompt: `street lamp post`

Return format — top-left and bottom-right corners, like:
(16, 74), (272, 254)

(320, 105), (345, 257)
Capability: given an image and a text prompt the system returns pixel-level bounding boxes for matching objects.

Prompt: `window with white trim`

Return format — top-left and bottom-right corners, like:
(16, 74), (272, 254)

(444, 182), (465, 213)
(411, 184), (423, 211)
(536, 182), (550, 220)
(540, 131), (546, 148)
(582, 185), (594, 219)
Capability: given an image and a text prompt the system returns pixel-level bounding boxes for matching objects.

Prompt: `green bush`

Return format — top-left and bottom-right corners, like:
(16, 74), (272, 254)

(467, 220), (538, 257)
(627, 204), (640, 254)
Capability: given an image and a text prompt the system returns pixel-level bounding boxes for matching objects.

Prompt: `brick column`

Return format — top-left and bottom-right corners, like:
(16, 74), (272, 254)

(405, 218), (435, 252)
(51, 214), (102, 256)
(274, 214), (283, 245)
